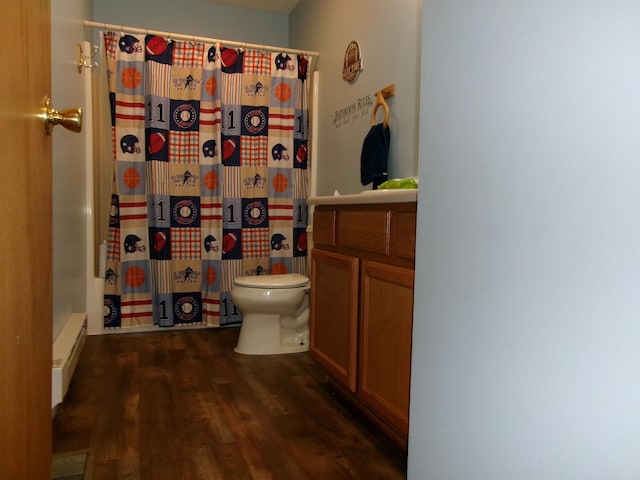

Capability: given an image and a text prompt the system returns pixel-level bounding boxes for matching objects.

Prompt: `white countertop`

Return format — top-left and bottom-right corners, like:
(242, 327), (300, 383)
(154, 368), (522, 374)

(307, 188), (418, 205)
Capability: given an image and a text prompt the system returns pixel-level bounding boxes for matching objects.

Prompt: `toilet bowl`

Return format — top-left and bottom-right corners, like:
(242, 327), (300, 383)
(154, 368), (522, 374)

(231, 273), (310, 355)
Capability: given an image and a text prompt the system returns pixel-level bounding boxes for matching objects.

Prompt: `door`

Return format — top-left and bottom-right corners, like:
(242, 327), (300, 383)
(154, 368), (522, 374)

(359, 260), (414, 438)
(0, 1), (52, 479)
(310, 248), (359, 392)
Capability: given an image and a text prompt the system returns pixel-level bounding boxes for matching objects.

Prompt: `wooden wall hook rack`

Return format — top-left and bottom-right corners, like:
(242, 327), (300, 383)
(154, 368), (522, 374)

(378, 84), (395, 100)
(371, 83), (395, 128)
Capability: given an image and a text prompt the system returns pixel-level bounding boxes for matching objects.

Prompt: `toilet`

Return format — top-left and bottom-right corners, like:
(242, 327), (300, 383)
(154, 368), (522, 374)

(231, 273), (311, 355)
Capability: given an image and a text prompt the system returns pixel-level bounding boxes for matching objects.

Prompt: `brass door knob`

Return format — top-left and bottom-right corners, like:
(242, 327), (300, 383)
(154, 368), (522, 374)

(42, 96), (82, 135)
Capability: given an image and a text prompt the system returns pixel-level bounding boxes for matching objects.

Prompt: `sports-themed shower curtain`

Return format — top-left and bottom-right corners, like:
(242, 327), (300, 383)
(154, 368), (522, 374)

(102, 31), (310, 328)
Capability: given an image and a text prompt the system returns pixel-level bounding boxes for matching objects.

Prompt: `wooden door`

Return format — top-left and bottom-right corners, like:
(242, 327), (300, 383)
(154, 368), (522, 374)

(0, 1), (52, 478)
(359, 260), (414, 438)
(310, 249), (359, 392)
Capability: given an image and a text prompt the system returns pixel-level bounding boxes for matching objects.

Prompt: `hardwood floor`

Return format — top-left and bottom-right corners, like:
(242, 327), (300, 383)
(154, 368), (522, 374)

(52, 327), (407, 479)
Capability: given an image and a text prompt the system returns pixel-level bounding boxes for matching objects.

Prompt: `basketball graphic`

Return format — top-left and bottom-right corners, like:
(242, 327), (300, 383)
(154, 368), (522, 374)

(274, 82), (292, 103)
(205, 76), (217, 97)
(121, 67), (142, 90)
(123, 167), (141, 189)
(272, 173), (288, 193)
(222, 139), (236, 160)
(125, 266), (146, 288)
(148, 131), (166, 154)
(206, 266), (216, 285)
(204, 170), (218, 191)
(271, 262), (288, 275)
(146, 36), (168, 56)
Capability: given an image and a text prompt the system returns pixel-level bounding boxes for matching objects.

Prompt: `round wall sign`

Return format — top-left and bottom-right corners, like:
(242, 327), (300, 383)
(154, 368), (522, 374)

(342, 41), (363, 82)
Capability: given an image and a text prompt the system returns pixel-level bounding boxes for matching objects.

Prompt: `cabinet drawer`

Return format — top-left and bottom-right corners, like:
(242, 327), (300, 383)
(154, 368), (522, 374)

(338, 210), (390, 256)
(313, 210), (336, 246)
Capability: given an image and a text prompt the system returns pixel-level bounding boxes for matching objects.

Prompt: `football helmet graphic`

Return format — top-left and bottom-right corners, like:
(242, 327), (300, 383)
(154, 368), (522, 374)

(271, 143), (289, 161)
(202, 139), (218, 158)
(124, 234), (146, 253)
(270, 233), (290, 251)
(207, 45), (217, 63)
(204, 234), (219, 252)
(275, 53), (294, 71)
(120, 134), (141, 154)
(119, 34), (142, 54)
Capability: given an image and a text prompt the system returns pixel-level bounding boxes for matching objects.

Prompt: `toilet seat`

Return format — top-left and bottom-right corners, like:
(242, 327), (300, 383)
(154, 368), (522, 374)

(234, 273), (309, 289)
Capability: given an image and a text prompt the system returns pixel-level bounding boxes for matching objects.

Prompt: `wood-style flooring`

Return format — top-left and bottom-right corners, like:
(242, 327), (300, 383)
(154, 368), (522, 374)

(52, 327), (407, 479)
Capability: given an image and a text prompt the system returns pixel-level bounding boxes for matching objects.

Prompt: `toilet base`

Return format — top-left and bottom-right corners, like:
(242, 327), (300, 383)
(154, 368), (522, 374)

(233, 312), (309, 355)
(234, 342), (308, 355)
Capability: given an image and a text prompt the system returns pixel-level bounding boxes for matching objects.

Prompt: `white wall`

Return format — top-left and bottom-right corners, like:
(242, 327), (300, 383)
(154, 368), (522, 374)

(93, 0), (289, 47)
(51, 0), (93, 340)
(409, 1), (640, 478)
(291, 0), (422, 196)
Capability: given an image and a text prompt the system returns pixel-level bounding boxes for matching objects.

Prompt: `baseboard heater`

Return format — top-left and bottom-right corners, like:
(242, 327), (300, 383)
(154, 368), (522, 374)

(52, 313), (87, 408)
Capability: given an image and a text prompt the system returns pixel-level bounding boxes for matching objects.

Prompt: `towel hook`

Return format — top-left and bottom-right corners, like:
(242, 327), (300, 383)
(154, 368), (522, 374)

(77, 43), (99, 73)
(371, 92), (390, 128)
(371, 84), (394, 128)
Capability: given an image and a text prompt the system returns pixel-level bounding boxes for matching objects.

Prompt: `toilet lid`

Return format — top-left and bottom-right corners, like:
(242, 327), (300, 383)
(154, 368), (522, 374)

(234, 273), (309, 288)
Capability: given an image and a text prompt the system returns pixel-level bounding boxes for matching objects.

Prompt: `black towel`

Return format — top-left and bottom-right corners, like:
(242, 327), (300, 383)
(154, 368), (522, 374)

(360, 123), (390, 189)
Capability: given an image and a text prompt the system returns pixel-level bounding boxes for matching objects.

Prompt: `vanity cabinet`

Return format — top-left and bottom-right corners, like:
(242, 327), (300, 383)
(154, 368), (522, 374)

(310, 202), (416, 448)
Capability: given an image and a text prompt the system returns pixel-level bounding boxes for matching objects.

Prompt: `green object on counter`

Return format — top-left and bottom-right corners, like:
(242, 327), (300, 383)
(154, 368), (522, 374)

(377, 177), (418, 190)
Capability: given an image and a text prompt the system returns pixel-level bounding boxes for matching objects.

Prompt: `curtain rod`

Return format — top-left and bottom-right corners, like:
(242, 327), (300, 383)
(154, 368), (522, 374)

(84, 20), (320, 58)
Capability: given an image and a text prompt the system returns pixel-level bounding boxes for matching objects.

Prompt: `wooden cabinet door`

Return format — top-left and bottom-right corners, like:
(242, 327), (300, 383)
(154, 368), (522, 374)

(310, 249), (359, 392)
(359, 261), (414, 437)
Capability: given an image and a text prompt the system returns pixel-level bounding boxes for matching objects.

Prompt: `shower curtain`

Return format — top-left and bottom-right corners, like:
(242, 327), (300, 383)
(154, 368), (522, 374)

(102, 31), (310, 328)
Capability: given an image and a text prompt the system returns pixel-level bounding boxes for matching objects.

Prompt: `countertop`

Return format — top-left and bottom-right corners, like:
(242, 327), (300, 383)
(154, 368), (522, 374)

(307, 189), (418, 205)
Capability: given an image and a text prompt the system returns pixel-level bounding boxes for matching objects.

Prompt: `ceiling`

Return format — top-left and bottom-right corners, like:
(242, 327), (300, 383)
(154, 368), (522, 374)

(202, 0), (301, 14)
